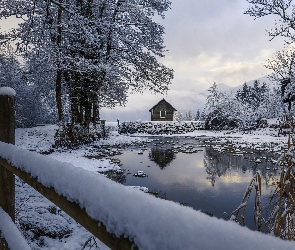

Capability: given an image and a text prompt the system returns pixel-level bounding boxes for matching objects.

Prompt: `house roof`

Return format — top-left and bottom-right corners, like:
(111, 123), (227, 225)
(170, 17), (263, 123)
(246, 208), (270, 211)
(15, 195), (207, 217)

(149, 98), (177, 112)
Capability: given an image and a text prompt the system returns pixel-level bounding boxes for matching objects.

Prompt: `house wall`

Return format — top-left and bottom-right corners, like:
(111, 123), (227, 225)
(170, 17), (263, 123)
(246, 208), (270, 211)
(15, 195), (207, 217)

(151, 102), (174, 121)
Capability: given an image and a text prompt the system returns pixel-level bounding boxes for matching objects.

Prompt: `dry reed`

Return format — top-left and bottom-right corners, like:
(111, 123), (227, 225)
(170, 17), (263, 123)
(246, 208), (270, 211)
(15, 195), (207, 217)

(231, 113), (295, 240)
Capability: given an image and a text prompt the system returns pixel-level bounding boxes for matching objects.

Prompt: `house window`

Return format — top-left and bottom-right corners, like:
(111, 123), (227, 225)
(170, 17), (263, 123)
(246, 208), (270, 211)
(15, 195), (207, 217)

(160, 110), (166, 118)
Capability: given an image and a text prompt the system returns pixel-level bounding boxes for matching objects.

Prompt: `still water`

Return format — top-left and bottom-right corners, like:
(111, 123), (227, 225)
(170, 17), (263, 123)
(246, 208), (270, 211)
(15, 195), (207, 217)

(110, 136), (280, 229)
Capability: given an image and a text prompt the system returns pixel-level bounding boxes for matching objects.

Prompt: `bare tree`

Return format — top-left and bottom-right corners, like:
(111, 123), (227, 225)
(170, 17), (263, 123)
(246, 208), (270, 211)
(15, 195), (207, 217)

(245, 0), (295, 111)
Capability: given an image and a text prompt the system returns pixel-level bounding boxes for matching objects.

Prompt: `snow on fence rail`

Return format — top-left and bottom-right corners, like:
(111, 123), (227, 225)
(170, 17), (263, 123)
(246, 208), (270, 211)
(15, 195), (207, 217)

(0, 144), (133, 250)
(1, 89), (295, 250)
(1, 144), (295, 250)
(0, 207), (30, 250)
(118, 121), (205, 135)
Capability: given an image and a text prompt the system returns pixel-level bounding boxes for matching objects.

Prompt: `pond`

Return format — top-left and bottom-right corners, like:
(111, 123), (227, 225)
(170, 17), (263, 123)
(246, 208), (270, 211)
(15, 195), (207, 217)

(109, 136), (281, 230)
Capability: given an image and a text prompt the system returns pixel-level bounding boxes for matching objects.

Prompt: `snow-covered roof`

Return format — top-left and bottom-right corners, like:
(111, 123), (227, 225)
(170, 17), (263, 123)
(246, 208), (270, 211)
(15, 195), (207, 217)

(0, 87), (16, 97)
(149, 98), (177, 112)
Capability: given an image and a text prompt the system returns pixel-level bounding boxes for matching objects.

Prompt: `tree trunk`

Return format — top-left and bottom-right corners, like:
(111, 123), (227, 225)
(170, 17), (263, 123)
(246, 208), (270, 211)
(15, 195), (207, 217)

(79, 103), (84, 124)
(92, 101), (99, 127)
(55, 1), (64, 122)
(70, 97), (79, 124)
(55, 68), (64, 122)
(85, 100), (92, 128)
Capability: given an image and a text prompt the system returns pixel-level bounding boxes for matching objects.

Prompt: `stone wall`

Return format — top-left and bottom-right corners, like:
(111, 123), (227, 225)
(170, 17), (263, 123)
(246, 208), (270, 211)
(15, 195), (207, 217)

(118, 121), (205, 134)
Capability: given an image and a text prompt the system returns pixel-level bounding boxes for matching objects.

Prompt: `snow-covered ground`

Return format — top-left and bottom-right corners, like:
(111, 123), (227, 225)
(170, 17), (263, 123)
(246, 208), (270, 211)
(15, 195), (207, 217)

(1, 124), (291, 249)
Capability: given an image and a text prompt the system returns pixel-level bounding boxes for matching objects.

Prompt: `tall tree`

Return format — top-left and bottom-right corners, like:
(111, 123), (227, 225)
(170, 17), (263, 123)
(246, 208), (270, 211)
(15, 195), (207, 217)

(245, 1), (295, 41)
(0, 0), (174, 128)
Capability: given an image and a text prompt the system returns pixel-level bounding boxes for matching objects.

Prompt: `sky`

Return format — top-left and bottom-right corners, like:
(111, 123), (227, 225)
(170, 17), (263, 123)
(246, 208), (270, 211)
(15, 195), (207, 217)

(102, 0), (286, 122)
(0, 0), (287, 122)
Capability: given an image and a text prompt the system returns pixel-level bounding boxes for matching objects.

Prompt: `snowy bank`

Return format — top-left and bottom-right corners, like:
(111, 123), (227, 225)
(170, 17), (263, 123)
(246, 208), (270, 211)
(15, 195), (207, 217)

(0, 142), (294, 249)
(0, 207), (30, 250)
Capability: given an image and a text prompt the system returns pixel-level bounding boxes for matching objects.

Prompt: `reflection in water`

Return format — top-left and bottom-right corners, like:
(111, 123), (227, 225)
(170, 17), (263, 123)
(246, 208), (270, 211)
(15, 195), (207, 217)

(203, 147), (278, 191)
(148, 147), (176, 169)
(110, 137), (280, 229)
(105, 170), (128, 184)
(204, 149), (222, 186)
(204, 148), (240, 186)
(204, 148), (240, 187)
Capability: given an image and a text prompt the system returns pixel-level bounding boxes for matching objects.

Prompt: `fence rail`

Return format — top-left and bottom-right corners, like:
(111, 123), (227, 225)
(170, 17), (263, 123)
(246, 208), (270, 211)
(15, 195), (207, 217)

(0, 88), (135, 250)
(2, 87), (295, 250)
(0, 157), (135, 249)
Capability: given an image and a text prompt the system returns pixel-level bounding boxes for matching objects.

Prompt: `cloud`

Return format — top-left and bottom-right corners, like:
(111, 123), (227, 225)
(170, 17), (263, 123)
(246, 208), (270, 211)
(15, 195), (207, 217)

(159, 0), (285, 91)
(1, 1), (288, 122)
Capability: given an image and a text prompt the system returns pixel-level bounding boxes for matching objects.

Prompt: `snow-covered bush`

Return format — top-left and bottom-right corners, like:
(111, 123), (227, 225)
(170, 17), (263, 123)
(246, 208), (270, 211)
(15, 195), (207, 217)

(203, 81), (283, 131)
(204, 108), (241, 130)
(54, 123), (106, 148)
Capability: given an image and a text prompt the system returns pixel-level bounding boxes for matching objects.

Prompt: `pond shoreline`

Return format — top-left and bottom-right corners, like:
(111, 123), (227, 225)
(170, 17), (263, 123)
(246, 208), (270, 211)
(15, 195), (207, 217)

(103, 134), (284, 230)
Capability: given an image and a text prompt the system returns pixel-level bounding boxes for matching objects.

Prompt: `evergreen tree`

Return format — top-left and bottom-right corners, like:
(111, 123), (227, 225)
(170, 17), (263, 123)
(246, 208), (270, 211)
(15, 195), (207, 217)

(204, 82), (225, 115)
(236, 82), (250, 105)
(195, 110), (200, 121)
(204, 83), (244, 130)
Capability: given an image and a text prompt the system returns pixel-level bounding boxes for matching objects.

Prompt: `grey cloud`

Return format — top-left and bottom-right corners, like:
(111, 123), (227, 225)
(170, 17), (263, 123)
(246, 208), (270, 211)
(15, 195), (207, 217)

(163, 0), (284, 63)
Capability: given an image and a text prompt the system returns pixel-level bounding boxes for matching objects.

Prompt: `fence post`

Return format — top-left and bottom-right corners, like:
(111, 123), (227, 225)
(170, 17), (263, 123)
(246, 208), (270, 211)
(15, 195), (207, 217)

(0, 87), (16, 222)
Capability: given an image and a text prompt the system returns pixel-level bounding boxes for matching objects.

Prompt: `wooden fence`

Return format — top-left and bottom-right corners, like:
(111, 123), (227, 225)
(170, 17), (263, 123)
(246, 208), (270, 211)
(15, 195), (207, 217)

(3, 89), (295, 250)
(0, 89), (135, 249)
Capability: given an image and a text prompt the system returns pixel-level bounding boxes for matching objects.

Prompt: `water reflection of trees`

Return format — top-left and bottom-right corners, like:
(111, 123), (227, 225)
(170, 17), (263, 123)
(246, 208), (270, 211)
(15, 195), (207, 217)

(204, 148), (232, 186)
(203, 148), (278, 187)
(148, 147), (176, 170)
(105, 170), (127, 184)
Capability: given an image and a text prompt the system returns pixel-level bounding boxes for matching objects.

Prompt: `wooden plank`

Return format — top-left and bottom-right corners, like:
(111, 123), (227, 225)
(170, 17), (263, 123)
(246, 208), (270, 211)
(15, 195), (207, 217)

(0, 158), (137, 250)
(0, 94), (15, 145)
(0, 237), (9, 250)
(0, 94), (15, 222)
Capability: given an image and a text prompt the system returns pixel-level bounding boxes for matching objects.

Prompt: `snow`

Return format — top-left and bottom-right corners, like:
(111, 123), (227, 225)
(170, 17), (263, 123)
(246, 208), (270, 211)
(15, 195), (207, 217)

(129, 186), (149, 192)
(49, 150), (120, 173)
(0, 87), (16, 97)
(0, 207), (30, 250)
(16, 124), (57, 153)
(0, 139), (295, 249)
(0, 124), (290, 248)
(15, 177), (109, 250)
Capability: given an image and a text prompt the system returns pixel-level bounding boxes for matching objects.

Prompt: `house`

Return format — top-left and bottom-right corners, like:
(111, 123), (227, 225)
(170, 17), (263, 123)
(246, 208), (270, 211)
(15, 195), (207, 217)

(149, 98), (177, 121)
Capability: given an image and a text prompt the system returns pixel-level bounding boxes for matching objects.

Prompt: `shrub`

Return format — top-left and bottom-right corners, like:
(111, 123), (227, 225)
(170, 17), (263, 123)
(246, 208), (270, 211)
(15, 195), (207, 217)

(204, 110), (241, 130)
(54, 123), (106, 148)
